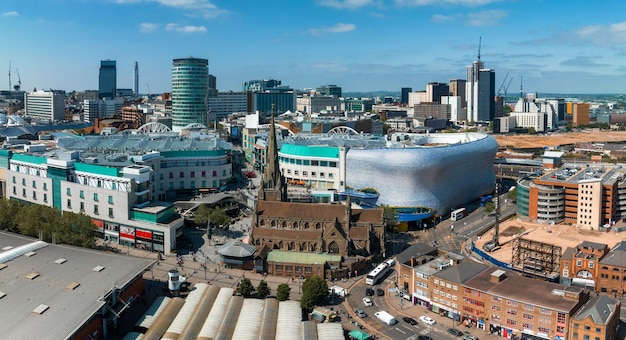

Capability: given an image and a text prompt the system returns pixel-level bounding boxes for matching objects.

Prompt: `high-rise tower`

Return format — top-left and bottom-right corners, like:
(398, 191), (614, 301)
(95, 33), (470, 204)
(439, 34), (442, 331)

(466, 38), (495, 123)
(133, 61), (139, 96)
(171, 57), (209, 132)
(98, 60), (116, 99)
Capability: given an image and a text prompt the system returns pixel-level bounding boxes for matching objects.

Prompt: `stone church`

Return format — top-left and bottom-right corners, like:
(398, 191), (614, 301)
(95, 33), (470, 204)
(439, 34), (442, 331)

(249, 108), (386, 277)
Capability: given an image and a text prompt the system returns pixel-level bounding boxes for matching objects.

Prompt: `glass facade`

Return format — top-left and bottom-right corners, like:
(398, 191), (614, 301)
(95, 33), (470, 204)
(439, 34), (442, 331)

(172, 57), (208, 131)
(99, 60), (117, 99)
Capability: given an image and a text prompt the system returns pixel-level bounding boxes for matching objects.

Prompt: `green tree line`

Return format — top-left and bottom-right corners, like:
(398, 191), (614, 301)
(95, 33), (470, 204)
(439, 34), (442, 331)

(0, 199), (97, 248)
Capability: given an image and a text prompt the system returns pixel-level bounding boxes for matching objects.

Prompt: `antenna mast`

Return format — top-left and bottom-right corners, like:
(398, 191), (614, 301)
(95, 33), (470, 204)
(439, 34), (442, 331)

(8, 61), (11, 91)
(520, 76), (523, 99)
(477, 37), (482, 62)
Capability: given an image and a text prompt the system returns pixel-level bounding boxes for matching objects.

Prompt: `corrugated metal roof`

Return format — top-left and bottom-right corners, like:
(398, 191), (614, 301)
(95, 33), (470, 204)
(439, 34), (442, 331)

(267, 250), (341, 265)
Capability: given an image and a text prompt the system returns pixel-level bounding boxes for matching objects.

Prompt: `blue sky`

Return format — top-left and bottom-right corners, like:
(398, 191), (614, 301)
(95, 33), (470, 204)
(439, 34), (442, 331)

(1, 0), (626, 94)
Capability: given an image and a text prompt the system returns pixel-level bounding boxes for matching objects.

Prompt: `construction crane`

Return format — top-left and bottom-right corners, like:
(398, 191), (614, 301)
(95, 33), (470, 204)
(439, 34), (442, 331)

(8, 61), (11, 91)
(13, 69), (21, 91)
(497, 72), (513, 108)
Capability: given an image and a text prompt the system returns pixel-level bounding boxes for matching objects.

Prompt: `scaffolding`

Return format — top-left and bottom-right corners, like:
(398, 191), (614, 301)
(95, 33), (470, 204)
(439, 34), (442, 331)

(511, 237), (561, 278)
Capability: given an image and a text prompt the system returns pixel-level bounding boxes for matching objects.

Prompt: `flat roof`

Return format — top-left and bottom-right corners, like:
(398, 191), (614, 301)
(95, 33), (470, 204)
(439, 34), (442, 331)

(266, 250), (341, 265)
(0, 232), (154, 339)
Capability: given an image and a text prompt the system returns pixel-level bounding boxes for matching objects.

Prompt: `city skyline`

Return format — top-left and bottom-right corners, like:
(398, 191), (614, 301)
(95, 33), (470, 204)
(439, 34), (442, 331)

(1, 0), (626, 94)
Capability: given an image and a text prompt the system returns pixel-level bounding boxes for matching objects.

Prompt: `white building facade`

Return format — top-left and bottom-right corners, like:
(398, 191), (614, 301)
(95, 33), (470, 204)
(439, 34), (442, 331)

(25, 90), (65, 122)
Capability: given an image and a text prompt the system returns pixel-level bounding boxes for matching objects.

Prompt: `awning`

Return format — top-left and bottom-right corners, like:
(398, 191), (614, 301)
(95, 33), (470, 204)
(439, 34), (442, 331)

(348, 329), (372, 340)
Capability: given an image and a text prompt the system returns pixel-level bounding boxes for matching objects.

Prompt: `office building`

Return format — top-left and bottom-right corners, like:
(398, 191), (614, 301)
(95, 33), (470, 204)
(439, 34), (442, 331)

(449, 79), (466, 108)
(426, 82), (449, 104)
(24, 90), (65, 122)
(171, 57), (209, 132)
(251, 88), (296, 115)
(83, 99), (123, 122)
(208, 91), (248, 121)
(441, 96), (465, 122)
(296, 94), (340, 113)
(316, 84), (342, 98)
(467, 59), (496, 123)
(243, 79), (281, 92)
(572, 103), (590, 127)
(596, 241), (626, 297)
(401, 87), (412, 105)
(99, 60), (117, 99)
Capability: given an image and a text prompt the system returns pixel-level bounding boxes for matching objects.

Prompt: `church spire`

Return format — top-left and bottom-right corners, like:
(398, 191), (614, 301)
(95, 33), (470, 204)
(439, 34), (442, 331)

(260, 104), (286, 201)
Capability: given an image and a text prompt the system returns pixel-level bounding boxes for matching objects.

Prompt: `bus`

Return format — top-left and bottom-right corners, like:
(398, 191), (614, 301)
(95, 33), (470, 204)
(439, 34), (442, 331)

(451, 208), (467, 221)
(366, 262), (390, 285)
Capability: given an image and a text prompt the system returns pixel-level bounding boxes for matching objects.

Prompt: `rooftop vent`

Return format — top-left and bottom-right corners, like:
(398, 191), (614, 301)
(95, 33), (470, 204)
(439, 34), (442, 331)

(2, 246), (13, 251)
(92, 265), (105, 272)
(25, 272), (40, 280)
(490, 269), (507, 283)
(66, 282), (80, 290)
(0, 264), (6, 270)
(0, 292), (5, 299)
(54, 258), (67, 264)
(32, 304), (49, 315)
(24, 251), (36, 257)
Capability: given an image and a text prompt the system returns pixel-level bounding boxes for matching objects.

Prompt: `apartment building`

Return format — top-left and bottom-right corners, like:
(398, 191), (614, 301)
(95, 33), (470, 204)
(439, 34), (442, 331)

(430, 261), (490, 321)
(463, 269), (589, 340)
(597, 241), (626, 297)
(560, 241), (610, 288)
(568, 295), (621, 340)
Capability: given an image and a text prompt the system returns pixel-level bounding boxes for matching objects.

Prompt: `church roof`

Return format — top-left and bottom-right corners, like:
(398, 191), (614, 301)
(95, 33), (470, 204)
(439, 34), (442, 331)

(267, 250), (341, 265)
(256, 201), (383, 224)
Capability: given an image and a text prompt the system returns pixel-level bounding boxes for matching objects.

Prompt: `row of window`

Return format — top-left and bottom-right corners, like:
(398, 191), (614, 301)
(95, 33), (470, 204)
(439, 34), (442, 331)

(66, 200), (114, 218)
(279, 157), (338, 168)
(164, 170), (223, 179)
(14, 187), (48, 203)
(67, 189), (114, 204)
(284, 169), (333, 179)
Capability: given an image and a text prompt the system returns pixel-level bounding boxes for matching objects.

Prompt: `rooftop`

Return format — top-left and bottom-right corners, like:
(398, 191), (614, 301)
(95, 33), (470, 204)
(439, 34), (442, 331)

(433, 261), (490, 284)
(266, 250), (341, 265)
(0, 232), (154, 340)
(571, 294), (619, 324)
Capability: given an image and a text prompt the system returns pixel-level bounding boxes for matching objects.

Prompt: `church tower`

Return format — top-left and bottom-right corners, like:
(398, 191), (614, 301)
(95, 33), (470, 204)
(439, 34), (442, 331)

(259, 104), (287, 202)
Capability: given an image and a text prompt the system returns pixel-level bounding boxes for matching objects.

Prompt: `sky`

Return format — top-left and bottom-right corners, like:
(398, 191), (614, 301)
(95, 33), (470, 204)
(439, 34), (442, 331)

(1, 0), (626, 95)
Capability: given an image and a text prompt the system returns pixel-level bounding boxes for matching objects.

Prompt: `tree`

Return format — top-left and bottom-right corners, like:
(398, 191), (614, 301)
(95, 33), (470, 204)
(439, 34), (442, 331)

(194, 204), (212, 227)
(484, 201), (495, 215)
(507, 187), (518, 202)
(300, 275), (328, 310)
(256, 280), (271, 299)
(237, 278), (255, 297)
(276, 283), (291, 301)
(381, 205), (397, 231)
(527, 127), (537, 135)
(195, 205), (231, 229)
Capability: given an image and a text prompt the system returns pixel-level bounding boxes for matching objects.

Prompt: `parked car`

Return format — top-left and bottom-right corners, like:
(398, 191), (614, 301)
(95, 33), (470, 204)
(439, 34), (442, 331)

(447, 328), (464, 337)
(417, 336), (433, 340)
(365, 288), (375, 296)
(463, 336), (478, 340)
(402, 317), (418, 325)
(419, 315), (436, 325)
(362, 297), (373, 307)
(376, 288), (385, 296)
(355, 309), (367, 318)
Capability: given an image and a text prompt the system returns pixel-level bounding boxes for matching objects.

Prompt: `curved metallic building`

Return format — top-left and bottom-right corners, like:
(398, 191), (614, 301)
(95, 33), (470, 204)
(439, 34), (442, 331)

(278, 132), (497, 215)
(346, 133), (497, 215)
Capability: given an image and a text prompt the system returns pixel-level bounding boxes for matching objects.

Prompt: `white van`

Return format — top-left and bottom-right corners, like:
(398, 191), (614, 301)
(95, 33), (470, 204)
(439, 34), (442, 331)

(374, 311), (396, 325)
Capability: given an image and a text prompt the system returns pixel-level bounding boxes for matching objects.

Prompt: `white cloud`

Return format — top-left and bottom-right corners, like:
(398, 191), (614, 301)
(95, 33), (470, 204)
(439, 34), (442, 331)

(139, 22), (159, 33)
(395, 0), (503, 6)
(307, 23), (356, 36)
(2, 11), (19, 17)
(431, 14), (456, 23)
(575, 21), (626, 46)
(316, 0), (379, 9)
(114, 0), (226, 19)
(165, 23), (207, 33)
(465, 9), (507, 26)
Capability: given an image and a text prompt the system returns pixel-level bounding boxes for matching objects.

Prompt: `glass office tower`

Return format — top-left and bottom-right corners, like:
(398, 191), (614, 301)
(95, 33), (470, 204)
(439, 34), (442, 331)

(99, 60), (117, 99)
(172, 57), (208, 132)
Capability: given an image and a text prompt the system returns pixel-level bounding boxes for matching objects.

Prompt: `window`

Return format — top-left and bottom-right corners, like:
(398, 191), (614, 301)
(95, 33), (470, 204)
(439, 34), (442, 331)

(12, 176), (15, 183)
(506, 319), (517, 327)
(108, 196), (113, 204)
(507, 300), (518, 307)
(22, 188), (26, 197)
(22, 178), (25, 185)
(212, 170), (217, 177)
(80, 202), (84, 212)
(190, 171), (195, 178)
(43, 183), (47, 191)
(179, 171), (184, 178)
(32, 180), (36, 188)
(507, 309), (518, 316)
(523, 304), (534, 311)
(12, 186), (15, 194)
(112, 182), (116, 190)
(67, 199), (72, 208)
(97, 180), (102, 187)
(94, 205), (99, 215)
(67, 188), (71, 196)
(523, 313), (534, 321)
(522, 323), (533, 331)
(32, 192), (37, 200)
(588, 261), (594, 268)
(538, 327), (550, 334)
(201, 171), (206, 177)
(43, 193), (47, 203)
(169, 172), (174, 179)
(80, 190), (85, 199)
(452, 285), (458, 290)
(93, 193), (99, 201)
(109, 208), (114, 218)
(577, 259), (582, 267)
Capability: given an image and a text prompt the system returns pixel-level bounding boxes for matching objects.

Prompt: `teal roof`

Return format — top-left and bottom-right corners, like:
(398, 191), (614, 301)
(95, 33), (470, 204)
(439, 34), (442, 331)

(279, 144), (339, 159)
(11, 153), (47, 165)
(267, 250), (341, 265)
(74, 163), (120, 177)
(161, 150), (229, 158)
